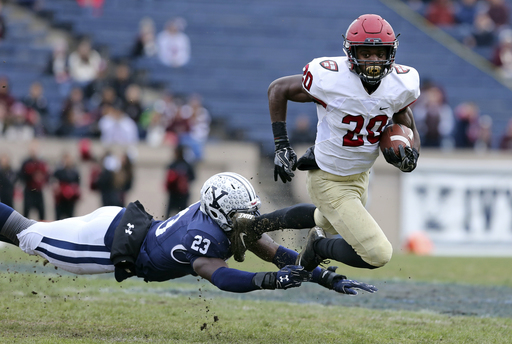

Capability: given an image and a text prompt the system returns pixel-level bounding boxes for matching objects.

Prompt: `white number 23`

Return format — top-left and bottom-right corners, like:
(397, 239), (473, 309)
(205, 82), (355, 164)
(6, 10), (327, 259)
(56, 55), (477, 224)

(190, 235), (211, 255)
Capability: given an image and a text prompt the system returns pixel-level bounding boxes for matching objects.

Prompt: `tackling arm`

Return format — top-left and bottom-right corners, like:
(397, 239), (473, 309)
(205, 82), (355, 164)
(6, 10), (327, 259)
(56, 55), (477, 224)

(247, 235), (377, 295)
(192, 255), (309, 293)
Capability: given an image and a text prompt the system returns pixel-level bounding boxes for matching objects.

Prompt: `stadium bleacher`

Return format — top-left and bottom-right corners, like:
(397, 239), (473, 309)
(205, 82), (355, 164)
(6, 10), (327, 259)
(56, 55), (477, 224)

(4, 0), (512, 153)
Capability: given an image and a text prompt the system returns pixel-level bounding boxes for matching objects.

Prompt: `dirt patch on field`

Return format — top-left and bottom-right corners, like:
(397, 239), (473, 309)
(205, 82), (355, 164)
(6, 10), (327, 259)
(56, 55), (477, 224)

(162, 276), (512, 318)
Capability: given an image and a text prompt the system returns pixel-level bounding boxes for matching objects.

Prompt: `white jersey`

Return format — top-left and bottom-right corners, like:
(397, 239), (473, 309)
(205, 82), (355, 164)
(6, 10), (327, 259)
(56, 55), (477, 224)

(302, 56), (420, 176)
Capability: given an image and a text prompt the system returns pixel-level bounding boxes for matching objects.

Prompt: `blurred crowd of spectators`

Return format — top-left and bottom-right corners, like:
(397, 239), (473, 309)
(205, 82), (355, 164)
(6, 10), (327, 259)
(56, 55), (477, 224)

(410, 78), (512, 151)
(0, 0), (204, 163)
(405, 0), (512, 80)
(1, 0), (512, 153)
(388, 0), (512, 150)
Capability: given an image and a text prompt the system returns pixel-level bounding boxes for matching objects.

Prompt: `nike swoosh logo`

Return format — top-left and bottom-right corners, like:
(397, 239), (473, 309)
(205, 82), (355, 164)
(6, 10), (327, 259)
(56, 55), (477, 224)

(239, 233), (247, 248)
(380, 107), (389, 110)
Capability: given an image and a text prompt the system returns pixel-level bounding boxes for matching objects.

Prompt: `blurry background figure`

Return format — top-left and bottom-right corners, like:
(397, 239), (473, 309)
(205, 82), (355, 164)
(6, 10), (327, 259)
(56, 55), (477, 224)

(18, 141), (50, 220)
(491, 29), (512, 80)
(464, 12), (496, 48)
(156, 17), (190, 67)
(123, 84), (144, 127)
(143, 108), (166, 147)
(98, 104), (139, 146)
(117, 152), (134, 207)
(68, 37), (103, 87)
(93, 151), (122, 206)
(0, 153), (17, 208)
(53, 152), (81, 220)
(22, 81), (50, 135)
(453, 101), (481, 148)
(46, 37), (71, 96)
(0, 76), (16, 110)
(142, 90), (179, 146)
(289, 114), (316, 146)
(131, 16), (158, 58)
(3, 102), (37, 141)
(56, 86), (92, 138)
(112, 62), (133, 103)
(178, 94), (210, 162)
(413, 85), (454, 149)
(473, 114), (493, 151)
(499, 117), (512, 149)
(83, 60), (111, 109)
(92, 151), (133, 207)
(485, 0), (510, 30)
(0, 2), (6, 42)
(425, 0), (456, 26)
(165, 145), (195, 217)
(454, 0), (479, 29)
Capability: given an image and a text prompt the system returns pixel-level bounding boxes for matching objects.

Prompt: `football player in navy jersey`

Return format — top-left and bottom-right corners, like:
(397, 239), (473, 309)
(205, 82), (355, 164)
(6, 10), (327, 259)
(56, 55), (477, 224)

(0, 172), (376, 295)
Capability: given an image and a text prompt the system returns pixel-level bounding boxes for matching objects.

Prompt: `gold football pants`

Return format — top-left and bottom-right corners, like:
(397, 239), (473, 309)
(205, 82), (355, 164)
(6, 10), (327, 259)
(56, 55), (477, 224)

(307, 169), (392, 267)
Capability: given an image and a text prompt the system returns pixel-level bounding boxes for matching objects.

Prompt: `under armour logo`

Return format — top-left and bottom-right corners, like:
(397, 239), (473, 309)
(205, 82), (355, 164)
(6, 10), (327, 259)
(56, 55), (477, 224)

(279, 275), (290, 283)
(125, 223), (134, 235)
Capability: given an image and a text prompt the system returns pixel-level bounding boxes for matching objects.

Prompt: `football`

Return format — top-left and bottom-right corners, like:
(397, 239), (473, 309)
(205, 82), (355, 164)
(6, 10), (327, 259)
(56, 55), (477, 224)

(379, 123), (414, 155)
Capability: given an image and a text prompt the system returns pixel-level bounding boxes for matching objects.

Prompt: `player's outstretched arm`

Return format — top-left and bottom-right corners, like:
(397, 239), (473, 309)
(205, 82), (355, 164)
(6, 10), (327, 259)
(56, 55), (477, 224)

(251, 240), (378, 296)
(192, 257), (310, 293)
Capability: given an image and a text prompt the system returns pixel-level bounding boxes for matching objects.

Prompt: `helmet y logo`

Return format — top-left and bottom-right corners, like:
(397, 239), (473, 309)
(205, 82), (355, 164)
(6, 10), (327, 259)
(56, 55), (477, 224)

(208, 186), (228, 211)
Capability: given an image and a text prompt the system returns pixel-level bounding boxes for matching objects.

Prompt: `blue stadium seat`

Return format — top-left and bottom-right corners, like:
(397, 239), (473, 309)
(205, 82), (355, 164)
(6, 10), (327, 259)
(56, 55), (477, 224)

(8, 0), (512, 151)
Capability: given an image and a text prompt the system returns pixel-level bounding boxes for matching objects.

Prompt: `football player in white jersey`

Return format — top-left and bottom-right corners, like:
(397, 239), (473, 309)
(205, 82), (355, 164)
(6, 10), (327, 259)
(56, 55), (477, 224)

(233, 14), (421, 272)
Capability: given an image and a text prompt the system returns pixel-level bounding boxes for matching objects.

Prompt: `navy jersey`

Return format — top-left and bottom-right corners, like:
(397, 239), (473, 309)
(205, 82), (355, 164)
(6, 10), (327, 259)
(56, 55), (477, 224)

(134, 202), (232, 282)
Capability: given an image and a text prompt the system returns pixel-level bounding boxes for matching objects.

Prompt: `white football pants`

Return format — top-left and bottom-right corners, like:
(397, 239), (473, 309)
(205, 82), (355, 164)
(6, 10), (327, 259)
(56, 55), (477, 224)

(17, 206), (123, 275)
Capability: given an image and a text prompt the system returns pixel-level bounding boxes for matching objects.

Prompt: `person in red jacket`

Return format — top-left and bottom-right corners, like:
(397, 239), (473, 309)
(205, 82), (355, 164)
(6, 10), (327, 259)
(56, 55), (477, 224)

(18, 142), (50, 220)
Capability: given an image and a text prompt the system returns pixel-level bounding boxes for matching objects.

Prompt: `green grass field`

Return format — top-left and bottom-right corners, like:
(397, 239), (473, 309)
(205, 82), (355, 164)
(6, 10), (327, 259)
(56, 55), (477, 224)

(1, 244), (512, 344)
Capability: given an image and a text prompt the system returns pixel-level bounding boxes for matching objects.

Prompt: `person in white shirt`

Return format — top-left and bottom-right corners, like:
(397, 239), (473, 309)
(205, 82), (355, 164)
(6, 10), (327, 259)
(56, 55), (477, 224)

(156, 17), (190, 68)
(231, 14), (421, 273)
(68, 38), (102, 86)
(98, 104), (139, 146)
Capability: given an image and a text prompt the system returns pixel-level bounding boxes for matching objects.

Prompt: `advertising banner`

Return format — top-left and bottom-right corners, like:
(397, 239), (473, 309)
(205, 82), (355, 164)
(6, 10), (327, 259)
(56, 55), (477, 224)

(401, 158), (512, 256)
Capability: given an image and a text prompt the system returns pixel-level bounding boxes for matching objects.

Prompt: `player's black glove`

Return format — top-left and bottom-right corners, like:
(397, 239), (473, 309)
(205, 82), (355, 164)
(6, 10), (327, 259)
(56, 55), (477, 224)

(274, 147), (297, 183)
(272, 121), (297, 183)
(252, 265), (311, 290)
(382, 145), (419, 173)
(316, 266), (378, 295)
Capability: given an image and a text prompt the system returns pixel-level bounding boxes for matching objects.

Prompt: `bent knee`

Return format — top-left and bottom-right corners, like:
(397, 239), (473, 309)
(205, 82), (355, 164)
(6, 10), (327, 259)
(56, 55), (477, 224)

(365, 240), (393, 268)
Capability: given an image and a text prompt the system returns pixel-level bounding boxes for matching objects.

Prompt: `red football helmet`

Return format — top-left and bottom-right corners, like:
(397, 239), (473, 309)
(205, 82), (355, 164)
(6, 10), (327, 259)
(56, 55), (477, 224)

(343, 14), (399, 85)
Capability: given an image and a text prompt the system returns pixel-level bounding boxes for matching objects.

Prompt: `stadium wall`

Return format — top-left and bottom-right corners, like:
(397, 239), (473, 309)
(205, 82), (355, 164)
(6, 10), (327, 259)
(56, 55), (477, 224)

(2, 139), (512, 255)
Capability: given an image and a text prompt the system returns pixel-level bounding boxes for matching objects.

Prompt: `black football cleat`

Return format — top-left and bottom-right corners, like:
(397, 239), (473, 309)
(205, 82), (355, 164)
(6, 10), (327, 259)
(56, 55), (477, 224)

(296, 226), (326, 271)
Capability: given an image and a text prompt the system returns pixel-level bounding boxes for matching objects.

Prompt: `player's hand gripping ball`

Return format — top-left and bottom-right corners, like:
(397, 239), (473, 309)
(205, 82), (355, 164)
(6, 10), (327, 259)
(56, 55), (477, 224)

(380, 123), (419, 172)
